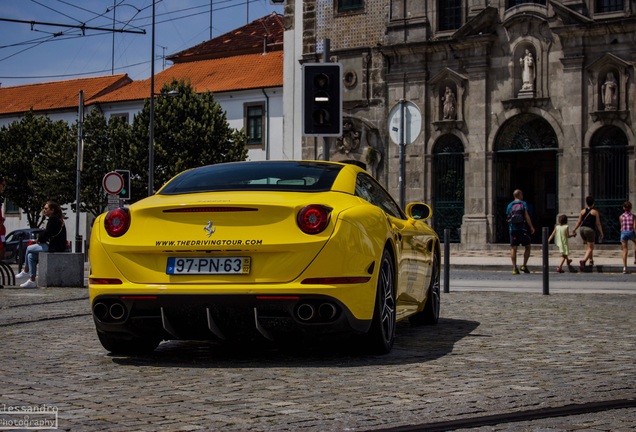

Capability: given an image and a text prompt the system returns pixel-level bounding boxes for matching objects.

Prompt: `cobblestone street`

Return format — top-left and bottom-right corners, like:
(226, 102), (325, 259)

(1, 286), (635, 431)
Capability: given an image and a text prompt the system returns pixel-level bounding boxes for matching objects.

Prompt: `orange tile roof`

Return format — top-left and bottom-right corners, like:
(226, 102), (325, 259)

(91, 51), (283, 104)
(168, 13), (284, 63)
(0, 74), (132, 116)
(0, 14), (284, 114)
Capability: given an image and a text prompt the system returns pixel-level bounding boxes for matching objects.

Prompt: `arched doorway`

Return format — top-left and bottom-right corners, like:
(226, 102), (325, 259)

(590, 126), (628, 243)
(494, 114), (558, 243)
(432, 135), (465, 242)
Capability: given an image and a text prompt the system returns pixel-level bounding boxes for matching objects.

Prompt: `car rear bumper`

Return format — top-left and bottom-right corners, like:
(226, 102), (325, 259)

(91, 293), (372, 343)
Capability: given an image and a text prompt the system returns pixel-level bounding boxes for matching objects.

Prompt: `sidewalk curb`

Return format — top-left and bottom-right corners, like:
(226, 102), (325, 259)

(444, 263), (626, 273)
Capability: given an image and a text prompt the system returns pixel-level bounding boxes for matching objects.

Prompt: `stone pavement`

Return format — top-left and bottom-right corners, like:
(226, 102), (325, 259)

(1, 286), (635, 431)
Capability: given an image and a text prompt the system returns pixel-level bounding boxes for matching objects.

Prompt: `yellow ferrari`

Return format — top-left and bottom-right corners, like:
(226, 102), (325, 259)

(89, 161), (440, 354)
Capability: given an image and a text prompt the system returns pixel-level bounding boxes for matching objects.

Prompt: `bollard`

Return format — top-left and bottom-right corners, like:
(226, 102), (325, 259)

(443, 228), (450, 293)
(17, 238), (25, 269)
(542, 227), (549, 295)
(75, 234), (83, 253)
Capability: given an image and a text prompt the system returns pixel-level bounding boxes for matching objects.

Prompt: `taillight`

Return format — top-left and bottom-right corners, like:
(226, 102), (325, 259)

(297, 205), (331, 234)
(104, 208), (131, 237)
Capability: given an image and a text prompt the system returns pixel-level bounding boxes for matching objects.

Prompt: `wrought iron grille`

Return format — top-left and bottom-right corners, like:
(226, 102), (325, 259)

(590, 126), (628, 244)
(438, 0), (462, 31)
(596, 0), (624, 13)
(496, 115), (558, 152)
(433, 135), (464, 242)
(508, 0), (547, 7)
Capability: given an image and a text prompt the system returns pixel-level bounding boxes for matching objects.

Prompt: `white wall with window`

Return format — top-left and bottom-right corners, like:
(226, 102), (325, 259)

(215, 87), (288, 161)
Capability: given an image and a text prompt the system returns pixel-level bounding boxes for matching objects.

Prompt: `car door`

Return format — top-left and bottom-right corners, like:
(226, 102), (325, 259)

(354, 174), (427, 318)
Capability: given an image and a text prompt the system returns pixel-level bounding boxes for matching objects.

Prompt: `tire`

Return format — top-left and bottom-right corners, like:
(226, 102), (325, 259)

(409, 250), (441, 326)
(367, 249), (396, 354)
(97, 331), (160, 355)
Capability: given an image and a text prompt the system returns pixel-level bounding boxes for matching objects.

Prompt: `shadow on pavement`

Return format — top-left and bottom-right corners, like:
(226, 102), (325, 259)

(109, 317), (480, 368)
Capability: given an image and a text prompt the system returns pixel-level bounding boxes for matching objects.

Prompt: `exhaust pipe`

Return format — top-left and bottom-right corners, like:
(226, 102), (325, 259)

(93, 302), (109, 321)
(296, 303), (315, 321)
(109, 302), (126, 320)
(318, 303), (337, 320)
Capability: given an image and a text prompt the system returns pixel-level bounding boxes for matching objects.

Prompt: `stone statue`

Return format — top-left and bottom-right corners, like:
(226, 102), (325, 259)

(442, 86), (456, 120)
(519, 49), (536, 91)
(601, 72), (618, 111)
(336, 121), (361, 155)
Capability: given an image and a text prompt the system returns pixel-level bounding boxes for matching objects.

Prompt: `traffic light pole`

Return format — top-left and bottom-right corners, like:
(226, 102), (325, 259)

(322, 39), (331, 161)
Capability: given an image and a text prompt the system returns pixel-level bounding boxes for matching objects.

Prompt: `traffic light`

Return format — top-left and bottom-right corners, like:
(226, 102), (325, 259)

(302, 63), (342, 137)
(115, 170), (131, 200)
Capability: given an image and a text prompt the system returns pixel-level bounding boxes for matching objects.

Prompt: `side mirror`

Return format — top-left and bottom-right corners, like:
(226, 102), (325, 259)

(406, 203), (432, 221)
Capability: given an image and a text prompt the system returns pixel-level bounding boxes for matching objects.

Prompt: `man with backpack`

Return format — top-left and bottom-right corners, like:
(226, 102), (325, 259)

(506, 189), (536, 274)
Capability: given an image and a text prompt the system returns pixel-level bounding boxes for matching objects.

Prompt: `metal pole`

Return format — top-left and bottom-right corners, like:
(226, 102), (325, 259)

(322, 38), (331, 161)
(444, 228), (450, 293)
(399, 99), (405, 209)
(148, 0), (156, 196)
(111, 0), (115, 75)
(75, 90), (84, 254)
(542, 227), (549, 295)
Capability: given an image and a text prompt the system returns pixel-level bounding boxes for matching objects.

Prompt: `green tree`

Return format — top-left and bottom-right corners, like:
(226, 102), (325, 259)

(76, 110), (133, 217)
(130, 79), (248, 200)
(0, 111), (75, 227)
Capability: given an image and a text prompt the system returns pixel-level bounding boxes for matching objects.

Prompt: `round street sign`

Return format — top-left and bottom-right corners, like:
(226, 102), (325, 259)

(388, 101), (422, 145)
(102, 171), (124, 195)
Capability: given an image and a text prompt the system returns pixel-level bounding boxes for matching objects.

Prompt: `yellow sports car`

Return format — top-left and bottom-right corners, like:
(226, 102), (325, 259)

(89, 161), (440, 354)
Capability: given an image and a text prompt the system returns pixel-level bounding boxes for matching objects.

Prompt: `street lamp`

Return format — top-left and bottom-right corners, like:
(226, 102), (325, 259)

(148, 0), (156, 196)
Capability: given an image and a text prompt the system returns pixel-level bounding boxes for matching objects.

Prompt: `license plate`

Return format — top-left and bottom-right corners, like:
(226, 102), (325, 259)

(166, 257), (250, 275)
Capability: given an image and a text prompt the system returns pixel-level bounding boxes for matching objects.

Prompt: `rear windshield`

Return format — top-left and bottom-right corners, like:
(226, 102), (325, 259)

(159, 161), (344, 194)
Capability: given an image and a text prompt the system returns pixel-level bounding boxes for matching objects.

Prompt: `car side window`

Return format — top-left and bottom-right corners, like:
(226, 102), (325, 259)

(355, 173), (405, 219)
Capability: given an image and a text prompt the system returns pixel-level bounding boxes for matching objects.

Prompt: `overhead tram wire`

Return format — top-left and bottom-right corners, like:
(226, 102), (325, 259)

(0, 59), (150, 80)
(0, 18), (146, 35)
(0, 0), (281, 80)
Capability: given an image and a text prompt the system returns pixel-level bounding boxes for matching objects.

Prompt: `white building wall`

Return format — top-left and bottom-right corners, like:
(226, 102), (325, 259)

(282, 0), (305, 162)
(216, 87), (287, 161)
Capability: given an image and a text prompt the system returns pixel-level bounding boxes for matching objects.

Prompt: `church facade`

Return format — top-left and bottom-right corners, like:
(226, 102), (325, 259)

(282, 0), (636, 248)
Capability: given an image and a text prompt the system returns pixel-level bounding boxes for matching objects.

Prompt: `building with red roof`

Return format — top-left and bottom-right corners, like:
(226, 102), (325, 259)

(0, 13), (289, 248)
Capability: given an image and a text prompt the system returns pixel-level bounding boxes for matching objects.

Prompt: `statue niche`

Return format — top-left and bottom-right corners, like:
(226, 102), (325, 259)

(601, 71), (618, 111)
(517, 47), (537, 98)
(442, 86), (457, 120)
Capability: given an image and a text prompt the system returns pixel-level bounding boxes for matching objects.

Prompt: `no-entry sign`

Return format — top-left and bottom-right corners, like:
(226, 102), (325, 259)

(102, 171), (124, 195)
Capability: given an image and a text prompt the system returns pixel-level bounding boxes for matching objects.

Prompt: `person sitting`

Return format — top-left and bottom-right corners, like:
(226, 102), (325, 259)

(15, 201), (67, 288)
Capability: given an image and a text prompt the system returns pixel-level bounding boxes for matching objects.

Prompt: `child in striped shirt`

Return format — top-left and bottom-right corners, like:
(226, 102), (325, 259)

(620, 201), (636, 274)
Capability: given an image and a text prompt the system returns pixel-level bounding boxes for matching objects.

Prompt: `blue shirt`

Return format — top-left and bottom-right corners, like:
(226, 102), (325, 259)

(506, 199), (528, 232)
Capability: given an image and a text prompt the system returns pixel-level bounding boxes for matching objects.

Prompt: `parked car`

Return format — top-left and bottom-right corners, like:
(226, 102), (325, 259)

(3, 228), (72, 264)
(89, 160), (441, 355)
(3, 228), (43, 264)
